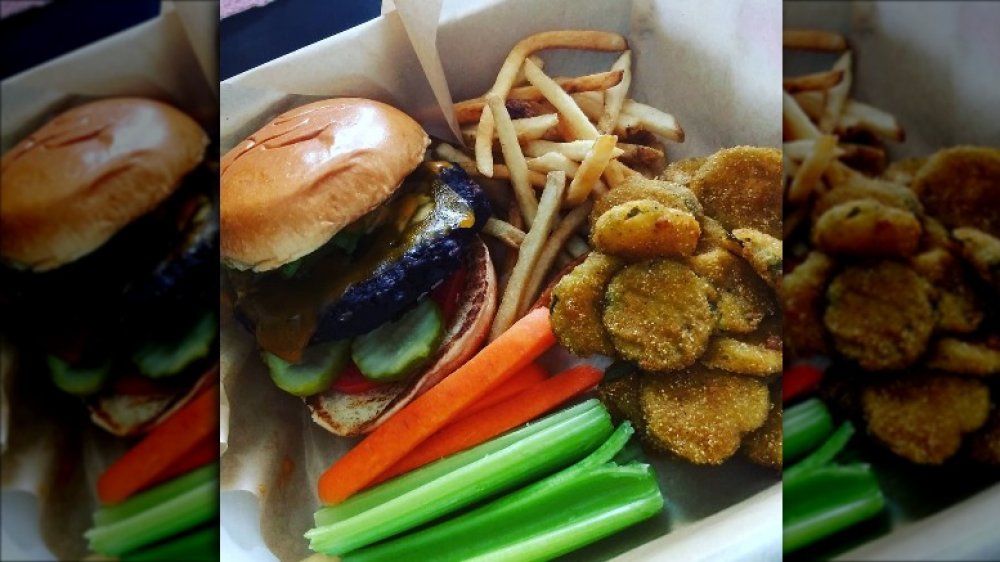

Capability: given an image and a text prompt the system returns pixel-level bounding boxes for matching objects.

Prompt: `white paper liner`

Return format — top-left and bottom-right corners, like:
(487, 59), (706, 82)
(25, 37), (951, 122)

(219, 1), (782, 561)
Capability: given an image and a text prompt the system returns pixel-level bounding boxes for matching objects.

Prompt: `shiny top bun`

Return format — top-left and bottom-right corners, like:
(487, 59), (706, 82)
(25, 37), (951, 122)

(219, 98), (430, 272)
(0, 98), (207, 271)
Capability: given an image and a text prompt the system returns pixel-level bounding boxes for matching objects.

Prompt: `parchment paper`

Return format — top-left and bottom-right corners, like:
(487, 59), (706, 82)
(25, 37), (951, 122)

(219, 1), (782, 561)
(0, 3), (217, 560)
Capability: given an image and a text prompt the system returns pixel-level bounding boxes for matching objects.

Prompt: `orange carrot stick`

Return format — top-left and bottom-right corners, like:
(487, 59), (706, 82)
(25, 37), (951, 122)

(318, 307), (556, 504)
(371, 364), (602, 486)
(455, 362), (548, 420)
(98, 385), (218, 505)
(146, 436), (218, 490)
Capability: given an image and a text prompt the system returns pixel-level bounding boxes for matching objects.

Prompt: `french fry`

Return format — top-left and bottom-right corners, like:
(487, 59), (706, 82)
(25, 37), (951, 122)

(819, 50), (853, 133)
(788, 134), (838, 204)
(483, 217), (526, 248)
(526, 152), (581, 177)
(838, 100), (905, 142)
(458, 161), (549, 188)
(572, 91), (604, 121)
(490, 171), (567, 340)
(476, 31), (628, 175)
(510, 114), (561, 142)
(793, 91), (824, 120)
(783, 139), (845, 162)
(783, 69), (844, 93)
(619, 100), (684, 142)
(518, 201), (594, 316)
(454, 71), (624, 124)
(599, 50), (632, 133)
(603, 157), (627, 187)
(524, 139), (625, 161)
(783, 91), (821, 140)
(617, 142), (666, 170)
(524, 59), (600, 140)
(783, 29), (848, 51)
(513, 54), (545, 86)
(487, 93), (538, 225)
(566, 134), (617, 204)
(434, 143), (473, 163)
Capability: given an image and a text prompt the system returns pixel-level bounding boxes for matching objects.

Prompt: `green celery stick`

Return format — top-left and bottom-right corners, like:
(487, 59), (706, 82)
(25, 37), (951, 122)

(315, 399), (601, 526)
(784, 422), (855, 483)
(93, 464), (217, 526)
(85, 480), (217, 556)
(307, 401), (613, 554)
(120, 526), (218, 561)
(784, 398), (834, 462)
(783, 463), (885, 554)
(343, 424), (663, 562)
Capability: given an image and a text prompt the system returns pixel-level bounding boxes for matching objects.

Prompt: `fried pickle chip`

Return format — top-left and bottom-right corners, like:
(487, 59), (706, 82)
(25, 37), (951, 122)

(812, 199), (922, 257)
(811, 175), (923, 222)
(953, 227), (1000, 291)
(701, 336), (782, 377)
(690, 146), (782, 238)
(862, 373), (989, 464)
(592, 200), (701, 259)
(881, 156), (927, 187)
(783, 251), (835, 358)
(925, 338), (1000, 376)
(640, 367), (770, 464)
(909, 247), (984, 333)
(688, 248), (775, 333)
(732, 228), (782, 290)
(743, 391), (782, 469)
(824, 261), (935, 371)
(597, 371), (644, 430)
(550, 252), (623, 357)
(969, 410), (1000, 466)
(590, 177), (703, 229)
(658, 156), (706, 186)
(912, 146), (1000, 236)
(603, 260), (714, 372)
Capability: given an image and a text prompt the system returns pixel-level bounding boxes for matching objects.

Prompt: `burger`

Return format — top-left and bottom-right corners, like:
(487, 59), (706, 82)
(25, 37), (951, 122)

(221, 98), (497, 436)
(0, 98), (219, 436)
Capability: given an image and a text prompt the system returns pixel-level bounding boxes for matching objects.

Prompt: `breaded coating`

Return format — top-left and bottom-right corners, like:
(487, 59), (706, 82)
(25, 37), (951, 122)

(925, 338), (1000, 376)
(862, 373), (989, 464)
(592, 200), (701, 259)
(732, 228), (782, 290)
(701, 336), (782, 377)
(812, 175), (922, 222)
(550, 252), (623, 357)
(603, 260), (714, 372)
(597, 372), (644, 431)
(912, 146), (1000, 236)
(640, 367), (770, 464)
(688, 248), (775, 333)
(881, 156), (927, 187)
(783, 251), (835, 358)
(658, 156), (706, 186)
(743, 392), (782, 470)
(590, 178), (703, 229)
(812, 199), (922, 257)
(969, 410), (1000, 466)
(824, 262), (935, 371)
(690, 146), (782, 238)
(952, 227), (1000, 291)
(909, 247), (984, 333)
(699, 216), (742, 255)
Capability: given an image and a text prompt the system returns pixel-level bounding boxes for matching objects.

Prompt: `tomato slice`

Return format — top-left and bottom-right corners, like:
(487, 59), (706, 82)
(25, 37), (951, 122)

(331, 362), (382, 394)
(783, 363), (824, 402)
(431, 267), (467, 324)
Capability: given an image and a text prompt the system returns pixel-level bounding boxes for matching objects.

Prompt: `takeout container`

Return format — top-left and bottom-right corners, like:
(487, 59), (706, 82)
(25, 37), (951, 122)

(785, 2), (1000, 560)
(0, 3), (217, 559)
(219, 0), (782, 560)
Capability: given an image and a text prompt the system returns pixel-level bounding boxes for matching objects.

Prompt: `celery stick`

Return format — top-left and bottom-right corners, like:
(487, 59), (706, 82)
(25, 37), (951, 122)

(93, 464), (217, 526)
(784, 422), (855, 483)
(120, 526), (218, 561)
(784, 398), (834, 462)
(783, 463), (885, 554)
(85, 480), (217, 556)
(343, 425), (663, 562)
(316, 399), (600, 526)
(307, 401), (613, 554)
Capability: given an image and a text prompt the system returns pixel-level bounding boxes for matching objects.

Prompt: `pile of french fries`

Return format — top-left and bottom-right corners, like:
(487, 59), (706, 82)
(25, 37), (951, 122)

(434, 30), (685, 340)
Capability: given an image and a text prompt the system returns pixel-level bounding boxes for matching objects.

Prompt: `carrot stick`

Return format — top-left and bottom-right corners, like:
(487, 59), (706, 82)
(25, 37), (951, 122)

(455, 362), (548, 420)
(318, 307), (556, 504)
(371, 364), (603, 486)
(98, 385), (218, 505)
(145, 436), (218, 490)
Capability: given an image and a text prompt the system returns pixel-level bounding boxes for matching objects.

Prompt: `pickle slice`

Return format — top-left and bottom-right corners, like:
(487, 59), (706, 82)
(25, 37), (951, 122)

(352, 298), (444, 383)
(48, 355), (111, 395)
(264, 339), (351, 397)
(133, 312), (218, 379)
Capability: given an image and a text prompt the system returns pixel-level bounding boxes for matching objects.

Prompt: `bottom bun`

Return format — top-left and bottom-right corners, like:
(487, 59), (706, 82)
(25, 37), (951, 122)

(307, 237), (497, 436)
(88, 364), (218, 436)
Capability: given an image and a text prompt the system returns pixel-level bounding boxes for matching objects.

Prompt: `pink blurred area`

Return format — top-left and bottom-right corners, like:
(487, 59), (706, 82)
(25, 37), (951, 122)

(220, 0), (276, 19)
